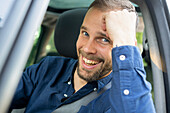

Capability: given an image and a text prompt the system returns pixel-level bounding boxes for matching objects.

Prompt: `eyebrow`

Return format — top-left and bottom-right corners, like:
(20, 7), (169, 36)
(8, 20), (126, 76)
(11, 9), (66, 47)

(80, 26), (87, 30)
(97, 32), (107, 38)
(80, 25), (108, 38)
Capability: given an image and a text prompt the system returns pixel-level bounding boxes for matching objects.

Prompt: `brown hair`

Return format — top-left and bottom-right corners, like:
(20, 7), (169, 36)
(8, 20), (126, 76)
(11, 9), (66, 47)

(89, 0), (138, 28)
(89, 0), (136, 12)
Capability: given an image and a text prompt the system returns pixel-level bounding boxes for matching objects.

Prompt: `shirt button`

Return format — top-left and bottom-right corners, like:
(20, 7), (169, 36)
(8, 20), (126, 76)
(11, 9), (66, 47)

(119, 55), (126, 61)
(64, 94), (68, 97)
(68, 81), (71, 85)
(123, 89), (129, 95)
(93, 88), (97, 91)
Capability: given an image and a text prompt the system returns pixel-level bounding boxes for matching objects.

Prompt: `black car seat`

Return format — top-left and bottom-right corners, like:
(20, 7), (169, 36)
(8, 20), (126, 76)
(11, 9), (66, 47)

(11, 8), (88, 113)
(54, 8), (88, 59)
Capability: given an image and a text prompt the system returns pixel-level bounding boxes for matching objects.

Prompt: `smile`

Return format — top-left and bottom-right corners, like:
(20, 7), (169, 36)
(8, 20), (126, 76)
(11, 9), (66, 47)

(82, 56), (102, 69)
(83, 57), (99, 65)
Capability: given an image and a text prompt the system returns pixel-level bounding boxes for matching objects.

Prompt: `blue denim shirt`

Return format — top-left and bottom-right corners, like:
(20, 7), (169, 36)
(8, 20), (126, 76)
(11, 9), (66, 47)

(10, 46), (155, 113)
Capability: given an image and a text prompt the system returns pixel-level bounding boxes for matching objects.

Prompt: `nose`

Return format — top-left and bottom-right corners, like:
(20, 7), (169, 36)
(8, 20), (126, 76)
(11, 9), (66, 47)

(83, 39), (97, 54)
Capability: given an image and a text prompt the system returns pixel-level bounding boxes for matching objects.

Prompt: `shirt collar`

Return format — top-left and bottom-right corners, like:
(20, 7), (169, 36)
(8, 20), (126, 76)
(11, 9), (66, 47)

(64, 59), (78, 83)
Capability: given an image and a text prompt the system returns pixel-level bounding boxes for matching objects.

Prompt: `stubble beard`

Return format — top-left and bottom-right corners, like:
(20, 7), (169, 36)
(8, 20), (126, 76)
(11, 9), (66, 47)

(76, 55), (112, 82)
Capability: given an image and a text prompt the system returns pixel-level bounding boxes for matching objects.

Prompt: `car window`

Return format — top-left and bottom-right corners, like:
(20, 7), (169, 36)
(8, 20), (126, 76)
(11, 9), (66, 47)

(1, 0), (169, 113)
(25, 27), (42, 68)
(19, 0), (170, 112)
(26, 3), (154, 95)
(42, 10), (155, 99)
(45, 31), (58, 56)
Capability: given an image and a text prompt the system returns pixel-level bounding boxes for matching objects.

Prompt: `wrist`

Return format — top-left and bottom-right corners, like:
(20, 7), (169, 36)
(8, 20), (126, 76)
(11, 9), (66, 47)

(111, 34), (136, 48)
(113, 40), (136, 48)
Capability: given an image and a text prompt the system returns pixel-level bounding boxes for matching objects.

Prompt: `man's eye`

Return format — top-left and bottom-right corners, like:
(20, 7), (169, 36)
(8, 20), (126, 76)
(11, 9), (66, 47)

(101, 38), (110, 43)
(82, 31), (89, 37)
(97, 38), (111, 45)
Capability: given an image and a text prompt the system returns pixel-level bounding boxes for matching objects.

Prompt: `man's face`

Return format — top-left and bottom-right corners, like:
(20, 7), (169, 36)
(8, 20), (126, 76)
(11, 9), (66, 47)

(76, 8), (113, 82)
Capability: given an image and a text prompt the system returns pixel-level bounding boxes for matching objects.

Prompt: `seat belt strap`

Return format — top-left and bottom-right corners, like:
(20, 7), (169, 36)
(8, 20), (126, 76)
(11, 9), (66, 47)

(52, 81), (111, 113)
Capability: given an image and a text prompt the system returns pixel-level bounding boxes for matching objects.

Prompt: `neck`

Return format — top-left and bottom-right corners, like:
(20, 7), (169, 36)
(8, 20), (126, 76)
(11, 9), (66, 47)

(99, 70), (112, 80)
(73, 68), (87, 92)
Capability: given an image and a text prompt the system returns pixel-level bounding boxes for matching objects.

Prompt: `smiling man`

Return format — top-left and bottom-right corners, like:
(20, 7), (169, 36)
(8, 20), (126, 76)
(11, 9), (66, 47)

(10, 0), (156, 113)
(74, 6), (114, 92)
(76, 14), (113, 82)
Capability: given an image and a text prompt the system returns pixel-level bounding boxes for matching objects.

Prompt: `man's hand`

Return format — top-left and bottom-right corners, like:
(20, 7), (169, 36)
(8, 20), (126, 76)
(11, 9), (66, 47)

(103, 9), (137, 48)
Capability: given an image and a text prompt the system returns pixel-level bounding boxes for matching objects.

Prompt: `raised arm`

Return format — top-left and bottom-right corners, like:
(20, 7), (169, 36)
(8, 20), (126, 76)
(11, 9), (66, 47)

(104, 9), (156, 113)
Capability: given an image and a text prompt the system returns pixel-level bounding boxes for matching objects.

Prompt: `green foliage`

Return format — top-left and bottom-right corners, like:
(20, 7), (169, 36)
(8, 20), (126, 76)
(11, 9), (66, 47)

(25, 27), (41, 68)
(136, 32), (143, 44)
(45, 31), (57, 54)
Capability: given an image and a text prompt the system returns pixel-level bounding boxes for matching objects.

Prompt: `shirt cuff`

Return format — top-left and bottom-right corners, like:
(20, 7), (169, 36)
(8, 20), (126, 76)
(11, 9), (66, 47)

(112, 46), (144, 71)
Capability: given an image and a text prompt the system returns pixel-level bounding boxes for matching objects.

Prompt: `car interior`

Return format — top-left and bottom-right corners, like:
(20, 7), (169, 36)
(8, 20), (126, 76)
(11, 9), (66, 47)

(0, 0), (169, 113)
(31, 1), (169, 113)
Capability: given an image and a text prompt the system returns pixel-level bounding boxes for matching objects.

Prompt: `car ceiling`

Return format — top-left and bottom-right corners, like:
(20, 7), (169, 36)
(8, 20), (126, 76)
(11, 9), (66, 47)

(42, 0), (139, 28)
(42, 0), (94, 28)
(49, 0), (94, 9)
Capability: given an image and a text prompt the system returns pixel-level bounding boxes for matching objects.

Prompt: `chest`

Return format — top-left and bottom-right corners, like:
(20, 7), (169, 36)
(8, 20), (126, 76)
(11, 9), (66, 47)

(25, 79), (97, 113)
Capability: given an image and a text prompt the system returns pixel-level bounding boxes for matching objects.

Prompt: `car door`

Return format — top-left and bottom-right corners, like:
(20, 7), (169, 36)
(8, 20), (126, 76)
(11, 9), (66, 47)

(131, 0), (170, 113)
(0, 0), (50, 113)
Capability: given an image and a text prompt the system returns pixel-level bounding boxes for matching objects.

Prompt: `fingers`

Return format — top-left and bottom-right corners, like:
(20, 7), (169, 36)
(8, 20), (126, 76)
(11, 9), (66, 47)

(102, 9), (137, 47)
(102, 14), (110, 38)
(102, 14), (107, 31)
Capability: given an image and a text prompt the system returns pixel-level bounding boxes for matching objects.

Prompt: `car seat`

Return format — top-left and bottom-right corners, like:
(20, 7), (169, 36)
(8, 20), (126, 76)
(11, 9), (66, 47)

(54, 8), (88, 59)
(11, 8), (88, 113)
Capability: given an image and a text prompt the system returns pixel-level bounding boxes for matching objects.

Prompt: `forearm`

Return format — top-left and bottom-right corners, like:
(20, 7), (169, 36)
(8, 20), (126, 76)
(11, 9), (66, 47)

(110, 46), (156, 113)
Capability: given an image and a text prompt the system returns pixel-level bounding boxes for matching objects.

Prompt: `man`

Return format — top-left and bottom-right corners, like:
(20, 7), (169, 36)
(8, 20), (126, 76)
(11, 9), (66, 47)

(10, 0), (156, 113)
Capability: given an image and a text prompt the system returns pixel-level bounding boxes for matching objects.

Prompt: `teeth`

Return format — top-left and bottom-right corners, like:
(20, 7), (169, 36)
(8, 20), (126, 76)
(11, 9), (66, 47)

(83, 57), (98, 65)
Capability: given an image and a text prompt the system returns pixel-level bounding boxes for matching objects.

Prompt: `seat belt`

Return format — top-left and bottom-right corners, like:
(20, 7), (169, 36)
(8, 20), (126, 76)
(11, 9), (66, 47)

(52, 81), (111, 113)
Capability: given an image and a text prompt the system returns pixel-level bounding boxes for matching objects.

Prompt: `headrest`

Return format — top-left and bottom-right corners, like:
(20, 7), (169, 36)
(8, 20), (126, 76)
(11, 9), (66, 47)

(54, 8), (88, 59)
